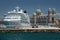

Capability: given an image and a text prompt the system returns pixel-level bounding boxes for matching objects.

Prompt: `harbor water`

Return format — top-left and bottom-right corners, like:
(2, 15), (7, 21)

(0, 32), (60, 40)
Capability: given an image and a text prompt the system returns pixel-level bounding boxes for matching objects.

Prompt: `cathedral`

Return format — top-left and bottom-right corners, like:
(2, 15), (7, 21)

(30, 8), (56, 26)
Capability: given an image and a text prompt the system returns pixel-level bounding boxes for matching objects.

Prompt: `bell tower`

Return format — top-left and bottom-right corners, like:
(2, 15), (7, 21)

(48, 8), (52, 23)
(52, 8), (56, 23)
(48, 8), (56, 25)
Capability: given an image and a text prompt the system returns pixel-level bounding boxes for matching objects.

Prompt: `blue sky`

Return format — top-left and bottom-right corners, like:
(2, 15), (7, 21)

(0, 0), (60, 17)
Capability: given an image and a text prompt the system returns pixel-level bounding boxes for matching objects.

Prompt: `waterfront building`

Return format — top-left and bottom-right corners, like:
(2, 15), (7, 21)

(30, 9), (48, 26)
(30, 8), (56, 26)
(0, 18), (6, 28)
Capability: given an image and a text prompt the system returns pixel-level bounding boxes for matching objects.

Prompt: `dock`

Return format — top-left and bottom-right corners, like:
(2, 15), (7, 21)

(0, 28), (60, 32)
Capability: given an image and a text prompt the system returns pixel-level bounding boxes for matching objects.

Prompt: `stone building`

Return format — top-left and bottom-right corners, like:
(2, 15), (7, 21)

(30, 8), (56, 26)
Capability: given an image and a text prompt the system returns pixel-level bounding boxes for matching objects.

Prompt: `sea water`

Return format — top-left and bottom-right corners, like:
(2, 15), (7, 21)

(0, 32), (60, 40)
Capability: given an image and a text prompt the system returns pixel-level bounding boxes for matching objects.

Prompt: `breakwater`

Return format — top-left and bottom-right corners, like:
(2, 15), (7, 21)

(0, 28), (60, 32)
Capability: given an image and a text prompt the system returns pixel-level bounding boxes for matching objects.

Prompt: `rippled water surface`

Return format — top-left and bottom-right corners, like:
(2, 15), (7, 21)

(0, 32), (60, 40)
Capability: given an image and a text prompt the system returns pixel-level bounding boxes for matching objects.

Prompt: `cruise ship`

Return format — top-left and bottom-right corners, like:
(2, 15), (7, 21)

(3, 7), (31, 29)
